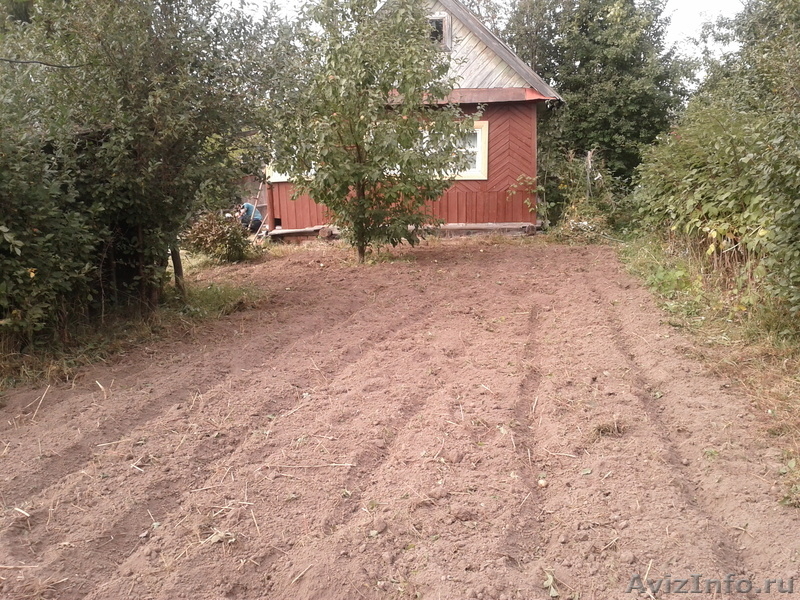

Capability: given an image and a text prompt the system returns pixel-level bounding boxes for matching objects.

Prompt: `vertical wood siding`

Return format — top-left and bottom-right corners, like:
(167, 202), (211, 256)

(267, 102), (538, 230)
(268, 183), (328, 230)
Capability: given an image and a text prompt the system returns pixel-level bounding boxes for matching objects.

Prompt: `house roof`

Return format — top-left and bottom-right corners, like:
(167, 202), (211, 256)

(432, 0), (562, 102)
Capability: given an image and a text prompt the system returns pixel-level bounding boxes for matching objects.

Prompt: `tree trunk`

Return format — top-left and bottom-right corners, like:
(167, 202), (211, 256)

(170, 245), (186, 301)
(357, 244), (366, 263)
(137, 224), (147, 315)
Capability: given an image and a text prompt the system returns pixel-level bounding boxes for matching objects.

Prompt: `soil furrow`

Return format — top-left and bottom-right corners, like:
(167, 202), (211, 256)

(2, 241), (798, 600)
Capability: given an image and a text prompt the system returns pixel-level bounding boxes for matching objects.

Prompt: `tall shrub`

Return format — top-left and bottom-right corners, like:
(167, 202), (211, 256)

(0, 0), (279, 347)
(634, 0), (800, 320)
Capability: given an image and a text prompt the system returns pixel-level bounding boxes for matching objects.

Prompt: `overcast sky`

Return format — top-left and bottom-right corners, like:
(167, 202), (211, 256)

(663, 0), (744, 51)
(244, 0), (746, 55)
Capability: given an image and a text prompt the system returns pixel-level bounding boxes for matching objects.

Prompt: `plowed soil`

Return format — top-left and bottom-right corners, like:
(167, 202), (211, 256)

(2, 239), (799, 600)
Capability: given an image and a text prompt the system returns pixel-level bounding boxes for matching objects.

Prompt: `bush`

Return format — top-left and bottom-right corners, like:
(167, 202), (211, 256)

(182, 212), (254, 262)
(634, 92), (800, 325)
(632, 0), (800, 329)
(0, 0), (276, 352)
(539, 150), (618, 241)
(0, 124), (102, 349)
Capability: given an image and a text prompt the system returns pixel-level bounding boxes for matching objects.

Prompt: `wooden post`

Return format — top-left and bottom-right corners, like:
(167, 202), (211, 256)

(531, 102), (539, 224)
(266, 182), (276, 232)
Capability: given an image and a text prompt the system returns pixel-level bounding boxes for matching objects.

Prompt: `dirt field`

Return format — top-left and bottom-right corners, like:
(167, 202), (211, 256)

(2, 238), (799, 600)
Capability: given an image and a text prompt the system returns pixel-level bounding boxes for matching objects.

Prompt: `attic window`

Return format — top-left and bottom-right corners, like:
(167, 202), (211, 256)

(428, 14), (451, 50)
(429, 18), (444, 42)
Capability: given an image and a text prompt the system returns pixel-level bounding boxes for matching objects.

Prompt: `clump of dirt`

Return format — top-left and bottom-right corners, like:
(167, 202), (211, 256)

(1, 239), (798, 600)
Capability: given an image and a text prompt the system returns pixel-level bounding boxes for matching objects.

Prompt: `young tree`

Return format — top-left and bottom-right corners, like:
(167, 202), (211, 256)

(269, 0), (475, 263)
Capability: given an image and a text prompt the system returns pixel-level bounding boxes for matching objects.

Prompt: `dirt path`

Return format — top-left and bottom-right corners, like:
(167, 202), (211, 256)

(1, 239), (798, 600)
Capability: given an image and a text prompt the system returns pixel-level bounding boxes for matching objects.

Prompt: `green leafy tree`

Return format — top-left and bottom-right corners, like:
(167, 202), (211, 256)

(460, 0), (507, 35)
(269, 0), (475, 263)
(504, 0), (569, 84)
(1, 0), (282, 347)
(505, 0), (689, 184)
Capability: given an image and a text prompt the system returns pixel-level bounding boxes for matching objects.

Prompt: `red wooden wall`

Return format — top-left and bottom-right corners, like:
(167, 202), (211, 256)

(434, 101), (537, 224)
(262, 101), (539, 230)
(262, 182), (327, 230)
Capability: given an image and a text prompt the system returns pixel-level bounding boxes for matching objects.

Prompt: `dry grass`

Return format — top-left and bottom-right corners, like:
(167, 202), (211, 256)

(704, 340), (800, 440)
(262, 238), (343, 259)
(621, 236), (800, 446)
(593, 419), (625, 439)
(0, 279), (264, 392)
(5, 575), (69, 600)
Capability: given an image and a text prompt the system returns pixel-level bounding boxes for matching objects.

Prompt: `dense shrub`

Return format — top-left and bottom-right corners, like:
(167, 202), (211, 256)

(536, 149), (618, 239)
(633, 0), (800, 323)
(182, 212), (254, 263)
(0, 100), (103, 347)
(0, 0), (275, 350)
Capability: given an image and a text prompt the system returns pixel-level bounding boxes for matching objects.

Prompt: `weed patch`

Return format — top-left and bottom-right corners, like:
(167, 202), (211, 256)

(620, 235), (800, 443)
(0, 280), (263, 392)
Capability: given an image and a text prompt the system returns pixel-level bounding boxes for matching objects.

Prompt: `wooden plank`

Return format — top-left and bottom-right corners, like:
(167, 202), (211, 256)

(530, 103), (538, 181)
(291, 192), (299, 223)
(506, 192), (517, 222)
(476, 65), (524, 90)
(445, 89), (549, 103)
(480, 191), (489, 223)
(445, 191), (454, 224)
(448, 191), (455, 223)
(291, 194), (301, 228)
(433, 0), (562, 100)
(468, 191), (478, 223)
(302, 194), (314, 229)
(484, 191), (495, 222)
(271, 184), (280, 220)
(502, 192), (512, 222)
(451, 27), (483, 62)
(268, 225), (326, 237)
(461, 48), (513, 89)
(512, 192), (522, 222)
(266, 183), (276, 230)
(439, 222), (535, 233)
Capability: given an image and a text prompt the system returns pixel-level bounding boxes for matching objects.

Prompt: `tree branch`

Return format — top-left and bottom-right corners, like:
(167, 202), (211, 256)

(0, 57), (86, 69)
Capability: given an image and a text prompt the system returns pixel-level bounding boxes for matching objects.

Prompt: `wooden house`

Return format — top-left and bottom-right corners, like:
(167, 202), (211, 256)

(259, 0), (562, 235)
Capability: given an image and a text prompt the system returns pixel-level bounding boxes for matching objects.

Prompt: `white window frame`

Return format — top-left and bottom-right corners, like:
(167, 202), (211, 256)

(428, 13), (452, 51)
(455, 120), (489, 181)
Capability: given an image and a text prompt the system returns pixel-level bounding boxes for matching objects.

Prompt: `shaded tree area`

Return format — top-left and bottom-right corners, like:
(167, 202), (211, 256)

(504, 0), (689, 219)
(1, 0), (284, 349)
